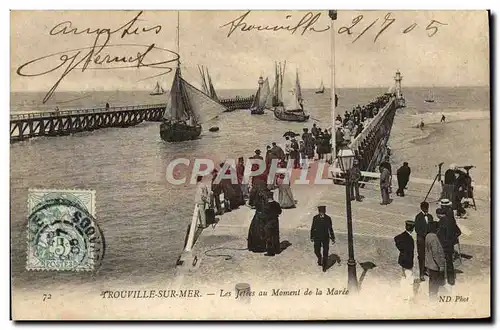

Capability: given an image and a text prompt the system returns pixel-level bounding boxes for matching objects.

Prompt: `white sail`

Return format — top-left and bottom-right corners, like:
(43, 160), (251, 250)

(164, 67), (226, 124)
(264, 78), (273, 108)
(281, 73), (301, 111)
(259, 78), (271, 108)
(296, 70), (303, 102)
(319, 80), (324, 91)
(182, 78), (226, 124)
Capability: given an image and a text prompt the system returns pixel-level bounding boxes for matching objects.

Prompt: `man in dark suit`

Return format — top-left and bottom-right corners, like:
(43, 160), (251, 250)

(436, 204), (461, 286)
(414, 201), (434, 281)
(394, 220), (416, 300)
(396, 162), (411, 197)
(310, 206), (335, 272)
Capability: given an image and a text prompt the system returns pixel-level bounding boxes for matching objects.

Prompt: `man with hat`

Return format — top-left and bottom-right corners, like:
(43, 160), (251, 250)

(436, 202), (461, 287)
(394, 220), (416, 300)
(349, 158), (362, 202)
(310, 206), (336, 272)
(442, 164), (457, 201)
(414, 201), (434, 281)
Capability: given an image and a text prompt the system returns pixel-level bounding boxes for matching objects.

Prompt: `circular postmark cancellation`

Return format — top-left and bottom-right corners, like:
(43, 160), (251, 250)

(26, 197), (105, 272)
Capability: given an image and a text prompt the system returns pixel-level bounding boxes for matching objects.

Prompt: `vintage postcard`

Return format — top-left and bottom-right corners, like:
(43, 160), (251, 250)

(10, 10), (491, 320)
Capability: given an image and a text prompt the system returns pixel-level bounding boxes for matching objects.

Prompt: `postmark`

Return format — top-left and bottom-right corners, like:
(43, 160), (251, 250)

(26, 189), (105, 272)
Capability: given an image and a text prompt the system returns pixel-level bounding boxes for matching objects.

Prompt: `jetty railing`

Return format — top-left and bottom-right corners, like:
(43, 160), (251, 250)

(220, 95), (254, 111)
(10, 103), (167, 142)
(349, 97), (393, 152)
(10, 103), (167, 121)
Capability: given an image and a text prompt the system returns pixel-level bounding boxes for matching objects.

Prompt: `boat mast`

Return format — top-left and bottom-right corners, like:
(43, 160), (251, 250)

(177, 11), (180, 69)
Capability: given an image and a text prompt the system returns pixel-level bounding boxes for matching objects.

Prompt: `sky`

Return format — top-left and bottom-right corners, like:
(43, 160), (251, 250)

(10, 10), (490, 92)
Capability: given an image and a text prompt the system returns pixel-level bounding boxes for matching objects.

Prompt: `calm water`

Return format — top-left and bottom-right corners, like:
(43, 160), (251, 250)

(10, 87), (490, 289)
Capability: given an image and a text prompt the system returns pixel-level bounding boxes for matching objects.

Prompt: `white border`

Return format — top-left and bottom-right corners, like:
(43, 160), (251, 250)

(3, 0), (498, 327)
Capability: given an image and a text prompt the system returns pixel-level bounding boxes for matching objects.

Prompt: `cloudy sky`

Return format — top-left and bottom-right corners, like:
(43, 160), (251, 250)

(10, 10), (489, 92)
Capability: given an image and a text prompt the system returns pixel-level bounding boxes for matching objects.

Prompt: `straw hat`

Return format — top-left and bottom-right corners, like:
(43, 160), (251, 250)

(440, 199), (452, 207)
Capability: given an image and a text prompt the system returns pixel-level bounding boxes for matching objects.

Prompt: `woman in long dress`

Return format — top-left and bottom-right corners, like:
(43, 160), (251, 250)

(247, 188), (269, 253)
(276, 173), (296, 209)
(262, 191), (282, 256)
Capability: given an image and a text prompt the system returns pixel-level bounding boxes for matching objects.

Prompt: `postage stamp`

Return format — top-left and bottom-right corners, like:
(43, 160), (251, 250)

(26, 189), (105, 272)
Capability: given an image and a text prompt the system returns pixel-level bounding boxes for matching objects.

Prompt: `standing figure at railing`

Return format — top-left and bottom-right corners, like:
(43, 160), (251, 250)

(195, 175), (211, 229)
(379, 165), (391, 205)
(349, 159), (362, 202)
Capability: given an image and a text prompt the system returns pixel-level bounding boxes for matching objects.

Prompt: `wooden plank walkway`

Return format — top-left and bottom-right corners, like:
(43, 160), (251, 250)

(175, 163), (490, 288)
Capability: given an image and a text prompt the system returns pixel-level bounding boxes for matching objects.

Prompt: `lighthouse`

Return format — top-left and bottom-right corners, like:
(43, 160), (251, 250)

(394, 70), (406, 108)
(258, 76), (264, 88)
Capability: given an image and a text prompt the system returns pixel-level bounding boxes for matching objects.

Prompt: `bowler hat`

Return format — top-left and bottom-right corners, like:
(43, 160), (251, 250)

(405, 220), (415, 226)
(318, 205), (326, 212)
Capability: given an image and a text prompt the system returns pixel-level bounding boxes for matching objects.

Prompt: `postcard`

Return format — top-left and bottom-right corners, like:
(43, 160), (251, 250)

(10, 10), (490, 320)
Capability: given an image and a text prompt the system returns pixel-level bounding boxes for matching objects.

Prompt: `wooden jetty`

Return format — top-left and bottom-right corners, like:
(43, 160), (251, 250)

(10, 103), (166, 142)
(349, 96), (397, 172)
(219, 96), (254, 112)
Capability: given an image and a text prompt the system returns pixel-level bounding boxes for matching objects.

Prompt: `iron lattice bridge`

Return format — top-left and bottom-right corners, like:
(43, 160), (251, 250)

(10, 103), (167, 142)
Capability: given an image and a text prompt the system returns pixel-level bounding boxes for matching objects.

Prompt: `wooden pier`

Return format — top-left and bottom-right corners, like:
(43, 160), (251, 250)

(10, 103), (166, 142)
(220, 96), (254, 112)
(349, 97), (398, 172)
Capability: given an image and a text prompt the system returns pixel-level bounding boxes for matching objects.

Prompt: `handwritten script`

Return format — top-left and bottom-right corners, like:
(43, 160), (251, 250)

(220, 11), (447, 41)
(220, 11), (329, 38)
(16, 11), (177, 104)
(338, 12), (448, 43)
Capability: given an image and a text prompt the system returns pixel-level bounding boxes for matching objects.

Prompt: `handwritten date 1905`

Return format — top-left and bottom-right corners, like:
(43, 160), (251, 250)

(338, 12), (447, 43)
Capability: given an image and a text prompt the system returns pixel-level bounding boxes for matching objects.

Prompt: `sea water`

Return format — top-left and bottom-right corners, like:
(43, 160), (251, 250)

(10, 87), (490, 289)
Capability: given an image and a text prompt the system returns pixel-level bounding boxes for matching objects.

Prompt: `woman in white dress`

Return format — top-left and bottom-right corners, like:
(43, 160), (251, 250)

(276, 173), (296, 209)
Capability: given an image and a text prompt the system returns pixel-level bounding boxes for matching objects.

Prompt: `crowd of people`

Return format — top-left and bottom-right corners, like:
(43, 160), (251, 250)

(395, 200), (462, 301)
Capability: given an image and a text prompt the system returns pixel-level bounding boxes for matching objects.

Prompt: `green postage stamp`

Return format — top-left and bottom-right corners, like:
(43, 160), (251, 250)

(26, 189), (105, 272)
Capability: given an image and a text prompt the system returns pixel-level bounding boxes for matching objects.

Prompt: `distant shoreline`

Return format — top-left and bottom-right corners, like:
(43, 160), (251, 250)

(9, 85), (490, 94)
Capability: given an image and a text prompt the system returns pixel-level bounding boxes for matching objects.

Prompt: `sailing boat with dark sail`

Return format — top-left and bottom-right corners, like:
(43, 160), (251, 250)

(424, 90), (435, 103)
(315, 79), (325, 94)
(250, 76), (271, 115)
(273, 63), (309, 122)
(150, 82), (165, 95)
(159, 13), (227, 142)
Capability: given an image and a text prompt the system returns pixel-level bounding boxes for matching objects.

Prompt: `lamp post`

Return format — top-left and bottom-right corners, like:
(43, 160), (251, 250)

(337, 147), (359, 292)
(328, 10), (337, 159)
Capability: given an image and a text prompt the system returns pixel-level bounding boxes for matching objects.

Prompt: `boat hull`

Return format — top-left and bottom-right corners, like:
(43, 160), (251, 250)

(160, 121), (202, 142)
(273, 107), (309, 122)
(315, 90), (324, 94)
(250, 107), (265, 115)
(425, 100), (435, 103)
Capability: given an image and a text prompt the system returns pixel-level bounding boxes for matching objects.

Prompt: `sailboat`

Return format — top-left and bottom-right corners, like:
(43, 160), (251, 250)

(273, 63), (309, 122)
(198, 65), (220, 102)
(250, 77), (271, 115)
(315, 79), (325, 94)
(159, 13), (227, 142)
(150, 82), (165, 96)
(425, 90), (435, 103)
